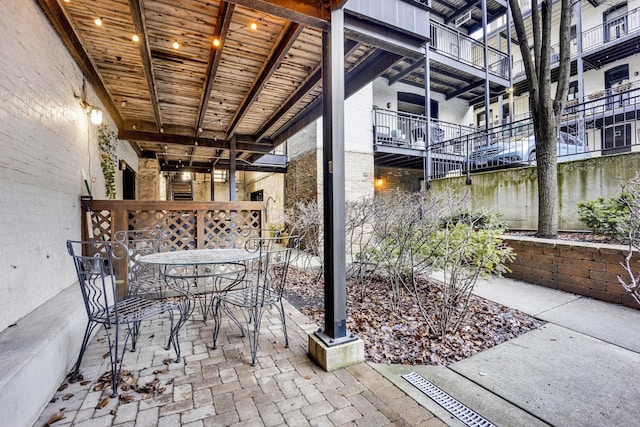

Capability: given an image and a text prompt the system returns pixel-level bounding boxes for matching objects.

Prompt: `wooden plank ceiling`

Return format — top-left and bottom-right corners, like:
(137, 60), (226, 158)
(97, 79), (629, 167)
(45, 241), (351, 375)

(37, 0), (398, 173)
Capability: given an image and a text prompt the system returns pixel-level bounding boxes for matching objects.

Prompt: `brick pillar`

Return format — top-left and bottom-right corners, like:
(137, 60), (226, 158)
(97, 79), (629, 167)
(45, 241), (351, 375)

(137, 158), (160, 200)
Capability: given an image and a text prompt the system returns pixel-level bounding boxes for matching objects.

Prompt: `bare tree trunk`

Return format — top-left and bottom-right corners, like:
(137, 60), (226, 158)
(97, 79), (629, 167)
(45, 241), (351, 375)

(534, 104), (558, 237)
(509, 0), (573, 238)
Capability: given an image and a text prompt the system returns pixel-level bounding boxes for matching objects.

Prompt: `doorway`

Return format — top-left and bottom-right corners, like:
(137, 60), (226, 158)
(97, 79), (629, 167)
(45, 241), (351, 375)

(122, 166), (135, 200)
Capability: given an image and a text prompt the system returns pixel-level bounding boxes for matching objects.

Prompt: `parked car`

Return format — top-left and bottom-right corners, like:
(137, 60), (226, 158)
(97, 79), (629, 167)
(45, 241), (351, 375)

(468, 131), (590, 171)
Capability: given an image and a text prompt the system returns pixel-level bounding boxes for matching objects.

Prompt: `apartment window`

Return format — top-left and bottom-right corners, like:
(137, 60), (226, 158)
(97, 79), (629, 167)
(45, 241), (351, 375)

(605, 64), (630, 108)
(602, 124), (632, 154)
(605, 64), (629, 88)
(603, 3), (628, 43)
(567, 81), (578, 100)
(250, 190), (264, 202)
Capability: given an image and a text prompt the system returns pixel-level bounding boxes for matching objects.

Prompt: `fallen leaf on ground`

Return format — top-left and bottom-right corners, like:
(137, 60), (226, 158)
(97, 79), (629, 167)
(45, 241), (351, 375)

(95, 397), (109, 409)
(46, 412), (65, 425)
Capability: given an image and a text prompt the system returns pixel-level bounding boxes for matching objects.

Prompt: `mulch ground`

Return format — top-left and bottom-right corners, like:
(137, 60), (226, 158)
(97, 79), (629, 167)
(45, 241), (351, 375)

(284, 267), (542, 366)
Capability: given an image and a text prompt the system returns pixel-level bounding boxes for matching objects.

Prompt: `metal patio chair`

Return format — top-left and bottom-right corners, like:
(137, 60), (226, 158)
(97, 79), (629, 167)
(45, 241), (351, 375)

(114, 229), (171, 298)
(66, 240), (185, 397)
(211, 236), (298, 366)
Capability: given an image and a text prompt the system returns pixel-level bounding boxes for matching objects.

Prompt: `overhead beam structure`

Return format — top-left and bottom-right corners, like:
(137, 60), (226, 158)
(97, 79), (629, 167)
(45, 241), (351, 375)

(129, 0), (163, 132)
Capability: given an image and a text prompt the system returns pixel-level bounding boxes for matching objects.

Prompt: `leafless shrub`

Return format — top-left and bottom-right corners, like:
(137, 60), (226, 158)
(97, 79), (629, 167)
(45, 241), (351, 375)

(285, 200), (324, 276)
(290, 188), (514, 338)
(617, 175), (640, 305)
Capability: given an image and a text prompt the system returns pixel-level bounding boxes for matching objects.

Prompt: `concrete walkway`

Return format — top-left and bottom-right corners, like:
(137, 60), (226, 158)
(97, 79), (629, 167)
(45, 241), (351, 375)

(375, 276), (640, 427)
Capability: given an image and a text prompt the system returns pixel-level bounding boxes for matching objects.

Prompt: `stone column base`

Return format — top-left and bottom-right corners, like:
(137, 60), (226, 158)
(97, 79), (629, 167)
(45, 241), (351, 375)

(308, 333), (365, 371)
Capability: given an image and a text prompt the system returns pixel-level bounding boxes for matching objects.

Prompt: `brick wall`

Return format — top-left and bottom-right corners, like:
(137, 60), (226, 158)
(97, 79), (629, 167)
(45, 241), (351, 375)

(286, 149), (319, 209)
(0, 2), (125, 331)
(375, 166), (423, 194)
(504, 236), (640, 309)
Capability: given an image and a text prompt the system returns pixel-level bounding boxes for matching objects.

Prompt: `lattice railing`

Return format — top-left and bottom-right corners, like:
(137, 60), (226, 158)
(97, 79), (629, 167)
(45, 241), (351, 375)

(81, 200), (265, 251)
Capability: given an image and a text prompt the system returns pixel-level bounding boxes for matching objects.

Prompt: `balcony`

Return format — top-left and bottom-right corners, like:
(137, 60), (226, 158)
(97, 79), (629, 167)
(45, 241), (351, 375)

(512, 7), (640, 83)
(582, 8), (640, 53)
(375, 79), (640, 179)
(429, 21), (510, 81)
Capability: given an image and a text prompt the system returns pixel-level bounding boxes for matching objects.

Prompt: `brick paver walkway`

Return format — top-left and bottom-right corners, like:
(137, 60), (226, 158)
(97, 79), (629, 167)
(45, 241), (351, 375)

(35, 301), (446, 426)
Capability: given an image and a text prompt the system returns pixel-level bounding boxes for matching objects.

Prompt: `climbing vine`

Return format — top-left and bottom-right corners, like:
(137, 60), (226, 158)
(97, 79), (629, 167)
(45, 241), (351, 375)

(97, 125), (117, 199)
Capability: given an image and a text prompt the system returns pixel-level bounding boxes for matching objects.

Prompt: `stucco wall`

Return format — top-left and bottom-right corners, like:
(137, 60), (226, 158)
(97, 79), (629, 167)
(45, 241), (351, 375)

(0, 2), (136, 332)
(429, 152), (640, 231)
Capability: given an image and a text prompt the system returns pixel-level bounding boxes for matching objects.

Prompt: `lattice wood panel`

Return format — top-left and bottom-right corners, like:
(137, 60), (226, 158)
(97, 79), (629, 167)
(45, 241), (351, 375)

(128, 210), (197, 251)
(203, 210), (261, 249)
(90, 210), (112, 242)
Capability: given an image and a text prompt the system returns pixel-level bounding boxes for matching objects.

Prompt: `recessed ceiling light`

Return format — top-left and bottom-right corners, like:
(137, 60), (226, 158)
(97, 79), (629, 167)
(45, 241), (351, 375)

(172, 41), (180, 49)
(132, 34), (140, 43)
(94, 17), (103, 26)
(213, 38), (221, 47)
(250, 22), (257, 31)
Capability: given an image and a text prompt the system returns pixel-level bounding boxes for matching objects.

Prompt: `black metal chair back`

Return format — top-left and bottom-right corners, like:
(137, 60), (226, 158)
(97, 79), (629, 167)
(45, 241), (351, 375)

(66, 239), (183, 397)
(114, 229), (170, 296)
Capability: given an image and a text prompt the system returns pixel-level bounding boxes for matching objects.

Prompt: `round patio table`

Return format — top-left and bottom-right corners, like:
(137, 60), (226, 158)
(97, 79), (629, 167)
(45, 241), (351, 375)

(139, 249), (261, 322)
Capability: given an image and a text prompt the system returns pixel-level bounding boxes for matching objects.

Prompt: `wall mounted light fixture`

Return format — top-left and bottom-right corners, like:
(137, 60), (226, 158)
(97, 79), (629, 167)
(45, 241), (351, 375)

(90, 108), (103, 125)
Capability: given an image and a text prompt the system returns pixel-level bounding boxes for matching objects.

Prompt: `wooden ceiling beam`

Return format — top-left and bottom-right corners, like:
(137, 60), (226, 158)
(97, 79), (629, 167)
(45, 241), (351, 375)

(253, 66), (321, 142)
(160, 160), (286, 173)
(196, 1), (235, 136)
(119, 130), (275, 153)
(445, 79), (484, 100)
(129, 0), (163, 132)
(444, 1), (480, 26)
(35, 0), (123, 129)
(253, 39), (358, 141)
(226, 21), (303, 138)
(227, 0), (329, 29)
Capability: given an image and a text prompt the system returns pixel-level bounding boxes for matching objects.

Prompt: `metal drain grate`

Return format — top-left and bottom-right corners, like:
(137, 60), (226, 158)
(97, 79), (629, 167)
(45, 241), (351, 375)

(402, 371), (496, 427)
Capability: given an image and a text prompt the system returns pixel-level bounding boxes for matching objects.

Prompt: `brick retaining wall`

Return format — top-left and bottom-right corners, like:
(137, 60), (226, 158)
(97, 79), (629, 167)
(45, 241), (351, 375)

(503, 236), (640, 309)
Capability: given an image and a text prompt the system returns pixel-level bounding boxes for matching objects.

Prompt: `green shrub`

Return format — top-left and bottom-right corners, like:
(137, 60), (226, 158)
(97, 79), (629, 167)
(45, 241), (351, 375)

(425, 221), (514, 277)
(577, 193), (631, 239)
(440, 209), (508, 231)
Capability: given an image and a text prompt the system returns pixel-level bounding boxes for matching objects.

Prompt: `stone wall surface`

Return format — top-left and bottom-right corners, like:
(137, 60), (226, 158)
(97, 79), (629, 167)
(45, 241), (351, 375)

(375, 166), (423, 194)
(504, 236), (640, 309)
(138, 158), (160, 200)
(286, 150), (319, 209)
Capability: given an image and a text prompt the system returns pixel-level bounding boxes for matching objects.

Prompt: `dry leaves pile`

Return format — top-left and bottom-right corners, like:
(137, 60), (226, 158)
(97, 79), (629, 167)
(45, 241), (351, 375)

(93, 370), (170, 401)
(284, 267), (542, 365)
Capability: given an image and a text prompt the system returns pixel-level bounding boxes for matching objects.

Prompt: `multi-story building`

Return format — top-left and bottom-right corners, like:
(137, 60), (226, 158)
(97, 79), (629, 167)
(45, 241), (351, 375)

(265, 0), (640, 229)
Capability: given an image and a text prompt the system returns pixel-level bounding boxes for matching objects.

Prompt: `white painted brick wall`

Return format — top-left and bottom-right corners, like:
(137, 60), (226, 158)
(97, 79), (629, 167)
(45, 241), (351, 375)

(0, 2), (129, 332)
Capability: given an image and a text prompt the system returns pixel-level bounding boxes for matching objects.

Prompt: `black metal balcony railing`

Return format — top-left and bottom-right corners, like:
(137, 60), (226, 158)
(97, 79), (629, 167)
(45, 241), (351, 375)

(429, 21), (510, 80)
(373, 81), (640, 180)
(512, 7), (640, 82)
(582, 8), (640, 52)
(373, 108), (477, 151)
